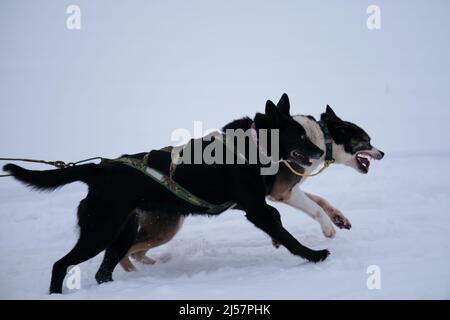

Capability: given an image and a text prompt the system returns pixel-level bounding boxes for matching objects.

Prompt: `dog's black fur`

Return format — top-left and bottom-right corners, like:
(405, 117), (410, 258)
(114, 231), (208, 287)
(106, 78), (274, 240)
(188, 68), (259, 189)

(4, 94), (328, 294)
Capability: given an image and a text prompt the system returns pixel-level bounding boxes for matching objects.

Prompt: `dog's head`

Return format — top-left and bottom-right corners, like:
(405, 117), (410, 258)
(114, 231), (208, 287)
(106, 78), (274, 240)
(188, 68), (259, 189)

(266, 94), (324, 166)
(321, 105), (384, 174)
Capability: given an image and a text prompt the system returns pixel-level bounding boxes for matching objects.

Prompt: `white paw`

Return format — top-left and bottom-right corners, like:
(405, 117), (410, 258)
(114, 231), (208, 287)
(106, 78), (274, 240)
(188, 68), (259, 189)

(321, 221), (336, 238)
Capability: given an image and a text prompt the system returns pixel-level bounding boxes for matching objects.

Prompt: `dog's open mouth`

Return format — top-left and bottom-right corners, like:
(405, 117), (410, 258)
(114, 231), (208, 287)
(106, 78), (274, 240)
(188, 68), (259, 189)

(290, 150), (312, 166)
(356, 152), (373, 173)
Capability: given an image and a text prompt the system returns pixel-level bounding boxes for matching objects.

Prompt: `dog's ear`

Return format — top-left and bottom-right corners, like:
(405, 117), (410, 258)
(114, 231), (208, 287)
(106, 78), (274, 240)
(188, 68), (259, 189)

(322, 105), (341, 121)
(277, 93), (290, 116)
(326, 105), (337, 117)
(325, 105), (338, 118)
(265, 100), (281, 124)
(266, 100), (278, 119)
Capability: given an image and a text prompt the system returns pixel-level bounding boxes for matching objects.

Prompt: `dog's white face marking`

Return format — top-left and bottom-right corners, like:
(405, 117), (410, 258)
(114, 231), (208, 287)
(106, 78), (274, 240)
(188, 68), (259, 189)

(293, 115), (383, 175)
(332, 143), (353, 165)
(343, 146), (384, 174)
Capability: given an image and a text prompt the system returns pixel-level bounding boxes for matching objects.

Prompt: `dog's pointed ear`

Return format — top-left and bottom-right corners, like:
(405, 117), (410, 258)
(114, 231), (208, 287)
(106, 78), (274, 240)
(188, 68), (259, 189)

(265, 100), (282, 125)
(277, 93), (290, 116)
(326, 105), (337, 117)
(322, 104), (341, 121)
(265, 99), (278, 117)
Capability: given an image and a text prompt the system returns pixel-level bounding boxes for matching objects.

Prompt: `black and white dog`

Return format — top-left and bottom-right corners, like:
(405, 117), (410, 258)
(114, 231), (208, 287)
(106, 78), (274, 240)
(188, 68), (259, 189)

(269, 105), (385, 239)
(4, 94), (329, 294)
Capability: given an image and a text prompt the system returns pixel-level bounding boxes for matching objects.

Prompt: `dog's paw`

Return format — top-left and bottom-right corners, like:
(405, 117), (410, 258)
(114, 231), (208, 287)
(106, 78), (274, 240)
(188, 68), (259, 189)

(307, 249), (330, 263)
(272, 238), (281, 249)
(328, 207), (351, 230)
(321, 203), (352, 230)
(321, 221), (336, 238)
(332, 214), (352, 230)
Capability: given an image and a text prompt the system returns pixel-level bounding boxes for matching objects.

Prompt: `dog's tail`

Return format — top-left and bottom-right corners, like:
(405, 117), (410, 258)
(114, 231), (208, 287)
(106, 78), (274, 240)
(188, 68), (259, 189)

(3, 163), (98, 191)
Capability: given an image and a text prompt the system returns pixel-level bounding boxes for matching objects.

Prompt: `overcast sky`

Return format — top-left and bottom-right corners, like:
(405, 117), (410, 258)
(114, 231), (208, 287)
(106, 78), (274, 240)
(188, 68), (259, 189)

(1, 0), (449, 161)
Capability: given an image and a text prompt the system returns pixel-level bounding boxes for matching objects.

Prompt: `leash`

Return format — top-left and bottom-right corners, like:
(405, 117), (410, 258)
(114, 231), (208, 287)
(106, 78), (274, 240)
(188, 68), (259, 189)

(0, 157), (104, 177)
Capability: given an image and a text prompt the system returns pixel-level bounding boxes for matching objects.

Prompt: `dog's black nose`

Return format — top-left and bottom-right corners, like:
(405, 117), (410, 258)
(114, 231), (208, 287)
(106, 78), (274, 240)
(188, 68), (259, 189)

(379, 151), (385, 159)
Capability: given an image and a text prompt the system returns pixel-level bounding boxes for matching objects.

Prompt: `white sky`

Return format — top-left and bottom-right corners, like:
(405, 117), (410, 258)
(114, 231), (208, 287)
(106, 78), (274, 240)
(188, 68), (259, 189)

(1, 0), (449, 161)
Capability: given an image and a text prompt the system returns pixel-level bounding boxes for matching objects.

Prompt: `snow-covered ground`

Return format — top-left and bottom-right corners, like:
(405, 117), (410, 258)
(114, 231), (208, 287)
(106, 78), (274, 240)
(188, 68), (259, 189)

(1, 152), (449, 299)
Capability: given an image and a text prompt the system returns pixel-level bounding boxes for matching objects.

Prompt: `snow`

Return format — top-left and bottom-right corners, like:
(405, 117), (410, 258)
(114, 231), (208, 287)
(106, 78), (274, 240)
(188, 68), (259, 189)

(1, 0), (450, 300)
(1, 153), (449, 299)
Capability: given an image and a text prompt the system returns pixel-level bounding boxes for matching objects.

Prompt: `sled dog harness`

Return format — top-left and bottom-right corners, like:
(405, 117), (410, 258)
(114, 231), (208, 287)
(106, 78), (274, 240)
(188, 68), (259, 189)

(111, 150), (236, 215)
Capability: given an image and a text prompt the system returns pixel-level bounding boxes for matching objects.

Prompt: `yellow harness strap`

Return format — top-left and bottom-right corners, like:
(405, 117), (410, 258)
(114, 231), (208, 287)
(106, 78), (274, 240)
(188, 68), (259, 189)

(281, 159), (334, 177)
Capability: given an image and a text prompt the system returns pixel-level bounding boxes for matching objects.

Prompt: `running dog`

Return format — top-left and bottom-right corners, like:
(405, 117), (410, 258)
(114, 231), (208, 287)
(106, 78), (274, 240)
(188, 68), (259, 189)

(270, 105), (384, 239)
(119, 103), (385, 270)
(4, 94), (329, 294)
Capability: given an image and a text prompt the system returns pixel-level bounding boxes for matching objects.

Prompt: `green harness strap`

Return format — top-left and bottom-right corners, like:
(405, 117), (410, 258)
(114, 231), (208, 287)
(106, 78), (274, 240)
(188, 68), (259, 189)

(112, 154), (235, 215)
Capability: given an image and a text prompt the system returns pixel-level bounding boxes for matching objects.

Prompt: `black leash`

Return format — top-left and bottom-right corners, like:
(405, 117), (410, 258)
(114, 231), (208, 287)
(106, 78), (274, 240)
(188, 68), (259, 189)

(0, 157), (104, 177)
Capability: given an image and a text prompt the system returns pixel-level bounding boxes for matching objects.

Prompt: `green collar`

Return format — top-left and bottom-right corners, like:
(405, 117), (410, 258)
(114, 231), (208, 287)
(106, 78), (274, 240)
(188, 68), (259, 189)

(317, 120), (335, 163)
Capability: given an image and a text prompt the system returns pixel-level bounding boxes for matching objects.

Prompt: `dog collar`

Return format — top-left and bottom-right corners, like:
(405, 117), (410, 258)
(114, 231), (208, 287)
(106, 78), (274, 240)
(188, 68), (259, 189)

(317, 120), (335, 163)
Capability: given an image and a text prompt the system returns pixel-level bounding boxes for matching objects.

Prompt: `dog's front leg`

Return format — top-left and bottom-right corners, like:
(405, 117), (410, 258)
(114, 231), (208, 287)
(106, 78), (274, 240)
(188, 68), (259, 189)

(305, 192), (352, 230)
(266, 205), (282, 248)
(231, 170), (328, 261)
(244, 204), (329, 262)
(283, 187), (336, 238)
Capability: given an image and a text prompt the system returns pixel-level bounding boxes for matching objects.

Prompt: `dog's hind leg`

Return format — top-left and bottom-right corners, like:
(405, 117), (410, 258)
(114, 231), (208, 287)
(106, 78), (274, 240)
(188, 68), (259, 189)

(95, 213), (139, 283)
(119, 241), (158, 271)
(129, 241), (159, 264)
(119, 213), (185, 270)
(50, 228), (118, 294)
(50, 198), (135, 294)
(119, 257), (137, 272)
(131, 250), (157, 265)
